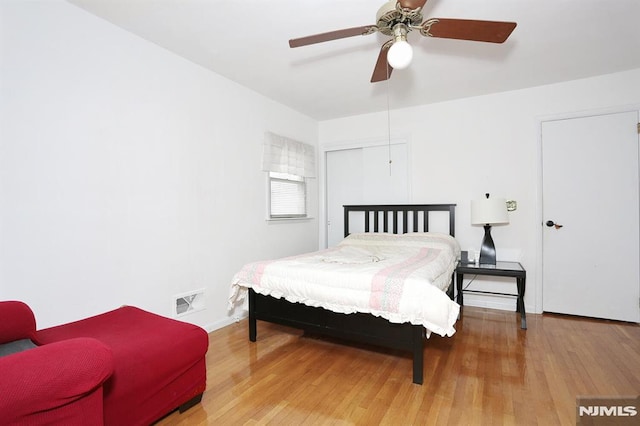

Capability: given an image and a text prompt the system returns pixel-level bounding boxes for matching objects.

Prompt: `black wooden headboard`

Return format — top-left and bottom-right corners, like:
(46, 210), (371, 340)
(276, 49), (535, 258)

(343, 204), (456, 238)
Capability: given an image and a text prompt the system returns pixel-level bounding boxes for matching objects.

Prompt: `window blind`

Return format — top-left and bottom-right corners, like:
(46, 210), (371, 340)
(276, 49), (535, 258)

(269, 173), (306, 217)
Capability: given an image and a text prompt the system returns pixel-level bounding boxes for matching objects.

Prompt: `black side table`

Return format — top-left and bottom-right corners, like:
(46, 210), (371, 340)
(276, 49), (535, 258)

(456, 261), (527, 329)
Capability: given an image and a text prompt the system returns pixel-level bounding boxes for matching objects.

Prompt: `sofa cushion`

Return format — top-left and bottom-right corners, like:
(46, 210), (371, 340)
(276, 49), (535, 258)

(0, 339), (37, 357)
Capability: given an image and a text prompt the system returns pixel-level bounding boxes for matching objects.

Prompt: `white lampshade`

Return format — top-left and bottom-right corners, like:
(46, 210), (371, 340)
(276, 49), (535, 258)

(471, 196), (509, 225)
(387, 40), (413, 69)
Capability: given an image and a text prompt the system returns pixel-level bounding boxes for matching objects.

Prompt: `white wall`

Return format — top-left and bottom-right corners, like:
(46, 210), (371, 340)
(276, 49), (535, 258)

(319, 68), (640, 313)
(0, 0), (318, 330)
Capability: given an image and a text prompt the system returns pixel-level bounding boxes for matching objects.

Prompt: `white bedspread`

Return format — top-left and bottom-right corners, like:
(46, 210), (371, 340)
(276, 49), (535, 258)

(229, 232), (461, 337)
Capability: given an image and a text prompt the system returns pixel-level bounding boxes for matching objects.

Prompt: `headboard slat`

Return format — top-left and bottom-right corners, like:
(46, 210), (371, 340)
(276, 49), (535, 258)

(393, 211), (398, 234)
(402, 210), (408, 234)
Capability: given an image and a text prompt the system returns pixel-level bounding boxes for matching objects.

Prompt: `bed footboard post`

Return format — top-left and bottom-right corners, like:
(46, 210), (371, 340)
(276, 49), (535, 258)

(248, 288), (257, 342)
(412, 326), (425, 385)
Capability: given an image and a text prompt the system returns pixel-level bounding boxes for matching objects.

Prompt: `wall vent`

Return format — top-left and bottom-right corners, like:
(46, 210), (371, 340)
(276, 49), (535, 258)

(173, 289), (205, 317)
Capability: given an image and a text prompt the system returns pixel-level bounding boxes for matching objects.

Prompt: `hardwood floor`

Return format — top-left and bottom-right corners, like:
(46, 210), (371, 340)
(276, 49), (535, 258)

(157, 307), (640, 425)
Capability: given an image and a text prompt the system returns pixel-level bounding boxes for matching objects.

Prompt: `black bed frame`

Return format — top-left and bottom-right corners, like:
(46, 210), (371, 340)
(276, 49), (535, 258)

(248, 204), (457, 384)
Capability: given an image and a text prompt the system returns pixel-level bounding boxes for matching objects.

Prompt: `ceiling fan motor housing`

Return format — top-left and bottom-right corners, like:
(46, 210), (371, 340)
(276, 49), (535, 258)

(376, 0), (423, 36)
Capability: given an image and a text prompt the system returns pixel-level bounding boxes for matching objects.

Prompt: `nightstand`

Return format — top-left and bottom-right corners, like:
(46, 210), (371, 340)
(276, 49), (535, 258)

(456, 261), (527, 329)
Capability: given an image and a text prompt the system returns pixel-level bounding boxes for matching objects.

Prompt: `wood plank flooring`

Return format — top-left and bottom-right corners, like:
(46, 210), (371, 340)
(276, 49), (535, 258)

(157, 307), (640, 425)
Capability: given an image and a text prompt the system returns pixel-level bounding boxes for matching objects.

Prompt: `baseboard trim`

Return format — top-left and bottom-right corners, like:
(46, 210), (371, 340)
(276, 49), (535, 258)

(203, 314), (248, 333)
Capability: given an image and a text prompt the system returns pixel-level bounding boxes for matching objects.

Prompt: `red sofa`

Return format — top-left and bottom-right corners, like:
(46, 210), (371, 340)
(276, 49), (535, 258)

(0, 301), (114, 425)
(0, 301), (209, 425)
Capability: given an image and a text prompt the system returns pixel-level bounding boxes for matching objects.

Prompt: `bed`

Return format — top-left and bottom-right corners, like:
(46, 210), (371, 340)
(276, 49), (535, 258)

(229, 204), (460, 384)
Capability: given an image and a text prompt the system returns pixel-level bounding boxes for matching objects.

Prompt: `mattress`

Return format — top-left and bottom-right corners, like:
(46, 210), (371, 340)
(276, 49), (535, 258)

(229, 232), (461, 337)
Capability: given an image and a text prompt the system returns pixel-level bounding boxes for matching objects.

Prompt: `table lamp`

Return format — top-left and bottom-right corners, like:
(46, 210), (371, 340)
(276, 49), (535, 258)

(471, 193), (509, 265)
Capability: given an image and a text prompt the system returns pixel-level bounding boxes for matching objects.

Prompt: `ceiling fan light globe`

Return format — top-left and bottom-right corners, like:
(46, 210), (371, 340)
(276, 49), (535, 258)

(387, 40), (413, 69)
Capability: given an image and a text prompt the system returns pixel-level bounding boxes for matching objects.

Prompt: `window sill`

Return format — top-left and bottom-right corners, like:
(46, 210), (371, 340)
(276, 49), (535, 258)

(266, 217), (315, 223)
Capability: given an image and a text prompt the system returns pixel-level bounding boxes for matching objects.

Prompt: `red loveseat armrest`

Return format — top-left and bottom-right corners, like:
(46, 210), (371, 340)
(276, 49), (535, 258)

(0, 301), (36, 344)
(0, 337), (114, 425)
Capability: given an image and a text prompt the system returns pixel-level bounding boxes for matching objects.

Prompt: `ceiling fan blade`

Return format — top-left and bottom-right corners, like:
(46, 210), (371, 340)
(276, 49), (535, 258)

(371, 42), (393, 83)
(289, 25), (377, 48)
(397, 0), (428, 10)
(427, 19), (517, 43)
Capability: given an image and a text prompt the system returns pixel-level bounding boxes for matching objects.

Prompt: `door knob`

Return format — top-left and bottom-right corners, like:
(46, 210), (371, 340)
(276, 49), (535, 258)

(546, 220), (563, 229)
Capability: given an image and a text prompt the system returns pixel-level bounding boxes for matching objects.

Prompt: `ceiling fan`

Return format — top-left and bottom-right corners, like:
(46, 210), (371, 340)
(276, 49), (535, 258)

(289, 0), (517, 83)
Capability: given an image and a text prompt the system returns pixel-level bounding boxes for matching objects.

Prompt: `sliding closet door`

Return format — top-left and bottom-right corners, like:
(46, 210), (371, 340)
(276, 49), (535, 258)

(326, 148), (363, 247)
(326, 143), (409, 247)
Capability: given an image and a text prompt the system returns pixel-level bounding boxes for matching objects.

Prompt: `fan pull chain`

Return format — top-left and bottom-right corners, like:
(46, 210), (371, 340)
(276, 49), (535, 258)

(386, 63), (392, 176)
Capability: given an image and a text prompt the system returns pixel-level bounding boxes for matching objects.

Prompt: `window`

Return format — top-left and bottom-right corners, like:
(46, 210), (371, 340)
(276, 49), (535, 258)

(268, 172), (306, 218)
(262, 132), (315, 219)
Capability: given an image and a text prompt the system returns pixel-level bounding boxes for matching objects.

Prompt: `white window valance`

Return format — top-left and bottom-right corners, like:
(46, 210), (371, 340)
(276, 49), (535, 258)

(262, 132), (316, 178)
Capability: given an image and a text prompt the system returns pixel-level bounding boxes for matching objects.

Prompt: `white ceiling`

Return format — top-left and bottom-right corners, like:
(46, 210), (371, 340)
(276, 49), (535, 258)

(67, 0), (640, 121)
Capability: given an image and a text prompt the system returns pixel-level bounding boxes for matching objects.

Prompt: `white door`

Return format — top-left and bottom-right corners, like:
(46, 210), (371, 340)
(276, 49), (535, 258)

(541, 110), (640, 322)
(326, 143), (409, 247)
